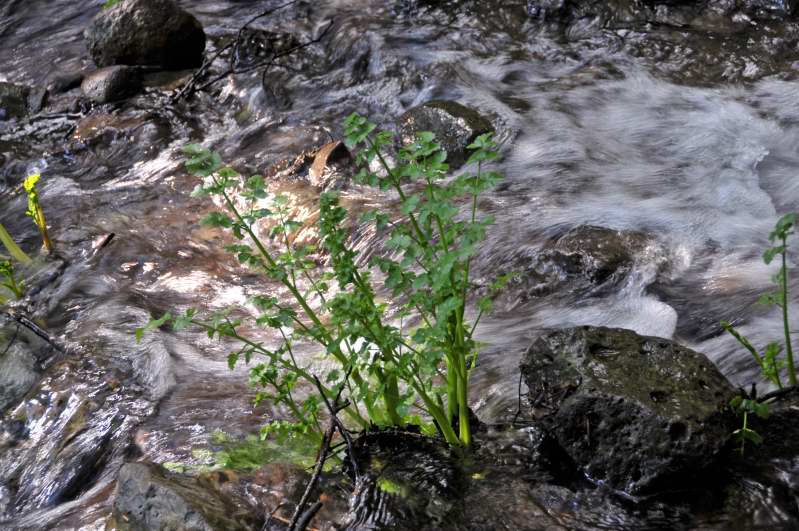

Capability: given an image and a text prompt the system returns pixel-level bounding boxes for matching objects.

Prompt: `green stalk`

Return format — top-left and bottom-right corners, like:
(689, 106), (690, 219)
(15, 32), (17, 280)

(739, 410), (749, 456)
(0, 223), (31, 264)
(781, 236), (797, 385)
(457, 355), (471, 446)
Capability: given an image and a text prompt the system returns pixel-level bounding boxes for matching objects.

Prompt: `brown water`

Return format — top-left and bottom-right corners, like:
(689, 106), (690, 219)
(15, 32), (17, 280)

(2, 0), (799, 528)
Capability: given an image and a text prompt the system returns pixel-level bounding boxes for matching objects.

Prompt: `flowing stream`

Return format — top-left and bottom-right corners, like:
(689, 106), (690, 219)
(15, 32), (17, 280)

(2, 0), (799, 528)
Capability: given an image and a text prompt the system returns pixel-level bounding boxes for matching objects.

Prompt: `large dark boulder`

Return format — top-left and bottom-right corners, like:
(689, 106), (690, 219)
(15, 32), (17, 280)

(397, 100), (494, 168)
(84, 0), (206, 70)
(521, 326), (736, 495)
(112, 462), (260, 530)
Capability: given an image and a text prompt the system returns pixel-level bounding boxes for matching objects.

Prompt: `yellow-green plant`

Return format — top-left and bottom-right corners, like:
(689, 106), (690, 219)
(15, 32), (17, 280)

(24, 174), (53, 254)
(0, 222), (31, 264)
(0, 260), (24, 303)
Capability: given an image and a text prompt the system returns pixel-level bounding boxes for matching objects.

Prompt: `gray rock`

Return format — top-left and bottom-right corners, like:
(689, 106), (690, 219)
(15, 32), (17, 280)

(521, 326), (736, 495)
(113, 462), (259, 530)
(0, 83), (46, 120)
(84, 0), (206, 70)
(0, 343), (39, 411)
(47, 72), (84, 94)
(81, 66), (142, 104)
(397, 100), (494, 168)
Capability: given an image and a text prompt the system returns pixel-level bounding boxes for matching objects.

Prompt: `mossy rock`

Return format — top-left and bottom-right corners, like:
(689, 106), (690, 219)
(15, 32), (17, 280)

(521, 326), (736, 495)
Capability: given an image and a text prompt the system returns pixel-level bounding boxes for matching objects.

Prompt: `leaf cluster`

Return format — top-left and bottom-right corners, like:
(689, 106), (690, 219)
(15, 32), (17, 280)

(136, 115), (504, 449)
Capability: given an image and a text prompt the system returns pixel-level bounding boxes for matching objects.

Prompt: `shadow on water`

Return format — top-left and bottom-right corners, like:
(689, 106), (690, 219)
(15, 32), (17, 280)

(1, 0), (799, 528)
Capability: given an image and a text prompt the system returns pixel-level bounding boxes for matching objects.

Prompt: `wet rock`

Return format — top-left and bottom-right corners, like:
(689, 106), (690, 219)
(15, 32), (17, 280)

(520, 326), (736, 495)
(342, 430), (462, 529)
(0, 83), (47, 120)
(397, 100), (494, 168)
(47, 72), (85, 94)
(84, 0), (206, 70)
(0, 344), (39, 412)
(545, 225), (649, 285)
(738, 0), (799, 16)
(112, 462), (260, 530)
(81, 66), (142, 104)
(501, 225), (653, 300)
(0, 83), (31, 120)
(527, 0), (568, 19)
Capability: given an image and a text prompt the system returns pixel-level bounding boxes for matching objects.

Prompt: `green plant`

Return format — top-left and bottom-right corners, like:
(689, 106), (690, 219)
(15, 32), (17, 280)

(722, 212), (799, 454)
(0, 222), (31, 265)
(722, 213), (798, 388)
(0, 260), (24, 302)
(137, 114), (502, 449)
(102, 0), (120, 8)
(23, 174), (53, 254)
(730, 395), (769, 456)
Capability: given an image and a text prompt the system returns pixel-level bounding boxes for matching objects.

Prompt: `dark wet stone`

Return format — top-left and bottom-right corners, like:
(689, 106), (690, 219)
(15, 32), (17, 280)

(0, 344), (39, 412)
(342, 430), (462, 529)
(546, 225), (649, 285)
(81, 66), (142, 104)
(501, 225), (653, 301)
(520, 326), (737, 495)
(47, 72), (85, 94)
(13, 409), (119, 510)
(84, 0), (206, 70)
(112, 462), (260, 531)
(0, 83), (30, 120)
(397, 100), (494, 168)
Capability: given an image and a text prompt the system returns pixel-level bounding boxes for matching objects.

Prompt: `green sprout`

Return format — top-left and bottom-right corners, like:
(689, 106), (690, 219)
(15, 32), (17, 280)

(0, 260), (24, 302)
(730, 395), (769, 456)
(24, 174), (53, 254)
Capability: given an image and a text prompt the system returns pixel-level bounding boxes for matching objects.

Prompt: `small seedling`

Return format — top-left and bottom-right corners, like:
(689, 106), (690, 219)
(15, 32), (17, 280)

(730, 395), (769, 456)
(722, 212), (799, 389)
(24, 174), (53, 254)
(0, 260), (24, 301)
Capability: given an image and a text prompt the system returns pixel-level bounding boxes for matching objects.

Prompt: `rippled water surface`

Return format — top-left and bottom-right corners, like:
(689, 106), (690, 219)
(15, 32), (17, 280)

(2, 0), (799, 528)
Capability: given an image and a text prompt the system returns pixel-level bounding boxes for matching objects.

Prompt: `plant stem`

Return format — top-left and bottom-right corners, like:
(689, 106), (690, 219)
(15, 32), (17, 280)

(782, 236), (796, 385)
(0, 223), (31, 264)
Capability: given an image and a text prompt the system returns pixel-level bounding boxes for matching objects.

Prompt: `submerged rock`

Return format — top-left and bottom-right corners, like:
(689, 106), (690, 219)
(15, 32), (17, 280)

(521, 326), (736, 495)
(500, 225), (655, 301)
(397, 100), (494, 168)
(544, 225), (649, 285)
(112, 462), (260, 530)
(84, 0), (206, 70)
(81, 66), (142, 104)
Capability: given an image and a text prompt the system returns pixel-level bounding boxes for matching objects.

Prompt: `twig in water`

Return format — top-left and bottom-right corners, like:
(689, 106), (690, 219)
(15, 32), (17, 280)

(173, 1), (330, 101)
(262, 501), (285, 531)
(288, 420), (335, 531)
(0, 309), (65, 354)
